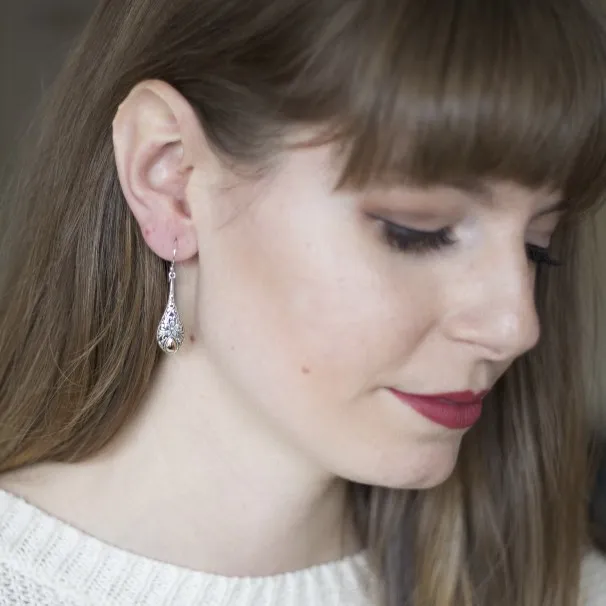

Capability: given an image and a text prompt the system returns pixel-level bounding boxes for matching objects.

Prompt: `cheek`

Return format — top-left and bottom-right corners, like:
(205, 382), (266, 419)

(199, 245), (384, 392)
(197, 210), (435, 410)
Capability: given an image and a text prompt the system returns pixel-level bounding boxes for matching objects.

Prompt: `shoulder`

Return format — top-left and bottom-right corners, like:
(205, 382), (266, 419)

(0, 559), (65, 606)
(0, 548), (78, 606)
(0, 488), (85, 606)
(581, 550), (606, 606)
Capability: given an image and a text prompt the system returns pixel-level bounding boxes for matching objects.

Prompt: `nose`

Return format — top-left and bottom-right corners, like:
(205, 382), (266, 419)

(443, 246), (541, 362)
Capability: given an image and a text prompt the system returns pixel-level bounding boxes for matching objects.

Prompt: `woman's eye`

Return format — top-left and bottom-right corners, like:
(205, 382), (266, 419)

(525, 243), (561, 266)
(378, 218), (456, 254)
(376, 216), (561, 266)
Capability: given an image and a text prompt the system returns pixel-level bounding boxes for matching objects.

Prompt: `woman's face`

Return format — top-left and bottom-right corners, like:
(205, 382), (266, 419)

(188, 142), (561, 489)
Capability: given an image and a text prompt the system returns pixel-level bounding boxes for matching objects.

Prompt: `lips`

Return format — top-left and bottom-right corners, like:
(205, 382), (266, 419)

(388, 389), (488, 429)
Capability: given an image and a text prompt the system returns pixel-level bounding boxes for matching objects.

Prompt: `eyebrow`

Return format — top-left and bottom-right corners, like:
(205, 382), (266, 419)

(456, 181), (566, 218)
(534, 199), (566, 217)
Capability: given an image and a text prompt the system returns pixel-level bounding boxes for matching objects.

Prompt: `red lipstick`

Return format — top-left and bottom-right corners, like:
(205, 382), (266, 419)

(389, 389), (488, 429)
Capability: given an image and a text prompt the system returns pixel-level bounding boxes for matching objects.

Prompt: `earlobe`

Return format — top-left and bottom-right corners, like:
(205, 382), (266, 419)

(112, 80), (199, 262)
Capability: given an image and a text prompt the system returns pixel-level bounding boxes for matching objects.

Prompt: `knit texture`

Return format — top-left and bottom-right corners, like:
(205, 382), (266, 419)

(0, 490), (373, 606)
(581, 551), (606, 605)
(0, 488), (604, 605)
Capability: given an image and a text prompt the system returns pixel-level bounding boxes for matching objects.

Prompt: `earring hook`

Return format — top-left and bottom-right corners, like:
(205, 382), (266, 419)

(169, 238), (178, 280)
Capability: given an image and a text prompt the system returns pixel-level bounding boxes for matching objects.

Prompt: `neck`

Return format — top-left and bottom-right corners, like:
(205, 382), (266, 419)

(3, 348), (359, 576)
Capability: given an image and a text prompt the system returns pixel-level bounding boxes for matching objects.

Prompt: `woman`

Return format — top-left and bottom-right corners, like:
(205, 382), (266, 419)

(0, 0), (605, 604)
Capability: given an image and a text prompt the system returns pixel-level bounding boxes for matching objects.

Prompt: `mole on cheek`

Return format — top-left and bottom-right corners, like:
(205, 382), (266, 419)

(301, 366), (311, 375)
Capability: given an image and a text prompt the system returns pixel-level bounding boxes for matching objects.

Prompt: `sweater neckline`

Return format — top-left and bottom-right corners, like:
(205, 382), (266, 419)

(0, 488), (373, 605)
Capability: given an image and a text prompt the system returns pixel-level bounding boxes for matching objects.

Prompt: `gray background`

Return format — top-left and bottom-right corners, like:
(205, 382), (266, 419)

(0, 1), (98, 174)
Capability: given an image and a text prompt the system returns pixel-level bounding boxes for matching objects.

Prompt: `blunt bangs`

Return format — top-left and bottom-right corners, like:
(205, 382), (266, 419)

(332, 0), (606, 217)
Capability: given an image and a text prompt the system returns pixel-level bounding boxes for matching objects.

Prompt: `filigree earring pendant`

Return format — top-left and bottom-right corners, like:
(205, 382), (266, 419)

(156, 240), (184, 353)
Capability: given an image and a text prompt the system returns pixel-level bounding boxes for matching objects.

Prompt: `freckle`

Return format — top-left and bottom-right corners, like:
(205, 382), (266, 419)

(301, 366), (311, 375)
(190, 334), (196, 343)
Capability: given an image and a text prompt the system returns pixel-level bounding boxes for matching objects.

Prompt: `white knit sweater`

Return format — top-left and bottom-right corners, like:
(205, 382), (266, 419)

(0, 489), (604, 606)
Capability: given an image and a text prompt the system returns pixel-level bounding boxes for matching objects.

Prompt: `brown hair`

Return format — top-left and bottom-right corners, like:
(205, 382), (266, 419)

(1, 0), (606, 604)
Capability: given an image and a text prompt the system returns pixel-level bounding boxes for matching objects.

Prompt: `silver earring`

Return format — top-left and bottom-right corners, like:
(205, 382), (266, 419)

(156, 240), (185, 353)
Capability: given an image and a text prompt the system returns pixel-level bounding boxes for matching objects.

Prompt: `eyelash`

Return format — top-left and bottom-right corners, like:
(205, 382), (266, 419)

(381, 220), (455, 254)
(378, 219), (561, 266)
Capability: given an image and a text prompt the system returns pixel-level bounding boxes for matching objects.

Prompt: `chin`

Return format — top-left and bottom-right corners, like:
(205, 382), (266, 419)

(376, 458), (459, 490)
(337, 441), (462, 491)
(401, 460), (458, 490)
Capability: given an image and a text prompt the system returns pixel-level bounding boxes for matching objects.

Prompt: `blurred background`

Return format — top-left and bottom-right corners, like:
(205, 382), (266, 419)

(0, 1), (98, 177)
(1, 0), (605, 549)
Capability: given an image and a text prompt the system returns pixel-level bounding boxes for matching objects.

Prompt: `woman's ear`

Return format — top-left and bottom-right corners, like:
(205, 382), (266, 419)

(112, 79), (207, 261)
